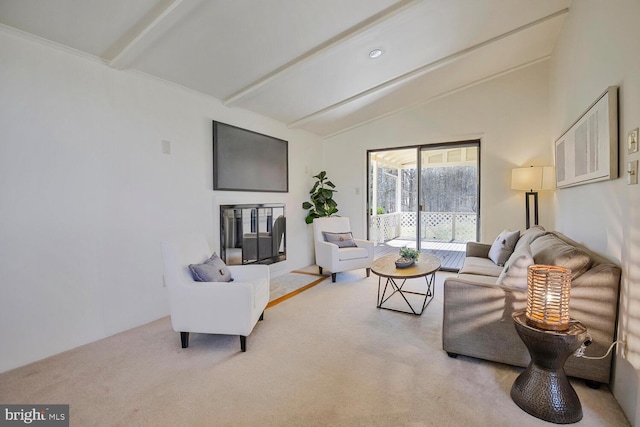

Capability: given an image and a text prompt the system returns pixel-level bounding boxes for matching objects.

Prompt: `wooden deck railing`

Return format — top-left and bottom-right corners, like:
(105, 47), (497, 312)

(370, 211), (477, 244)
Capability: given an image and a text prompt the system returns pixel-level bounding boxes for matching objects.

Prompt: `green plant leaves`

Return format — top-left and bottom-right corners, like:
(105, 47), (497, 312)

(302, 170), (339, 223)
(399, 246), (420, 260)
(313, 171), (327, 180)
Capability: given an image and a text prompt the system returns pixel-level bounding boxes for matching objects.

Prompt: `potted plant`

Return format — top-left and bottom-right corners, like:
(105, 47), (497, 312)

(302, 171), (338, 224)
(396, 246), (420, 268)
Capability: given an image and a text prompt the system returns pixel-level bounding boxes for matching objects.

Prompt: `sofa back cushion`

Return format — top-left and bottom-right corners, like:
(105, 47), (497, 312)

(497, 241), (534, 289)
(530, 233), (591, 280)
(514, 225), (546, 252)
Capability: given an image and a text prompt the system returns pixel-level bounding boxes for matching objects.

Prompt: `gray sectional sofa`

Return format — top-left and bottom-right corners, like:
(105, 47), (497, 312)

(442, 226), (621, 384)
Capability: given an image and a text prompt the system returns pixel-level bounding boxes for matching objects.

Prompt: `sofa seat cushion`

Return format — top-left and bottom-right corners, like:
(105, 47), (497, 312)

(530, 234), (592, 280)
(455, 273), (500, 287)
(338, 246), (369, 261)
(459, 256), (504, 277)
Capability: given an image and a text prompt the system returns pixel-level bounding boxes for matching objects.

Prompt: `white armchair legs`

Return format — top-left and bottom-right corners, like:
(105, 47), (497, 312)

(179, 310), (264, 351)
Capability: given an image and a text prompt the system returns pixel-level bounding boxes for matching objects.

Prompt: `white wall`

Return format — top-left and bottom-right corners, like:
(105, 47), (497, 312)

(0, 29), (321, 373)
(548, 1), (640, 424)
(323, 61), (553, 243)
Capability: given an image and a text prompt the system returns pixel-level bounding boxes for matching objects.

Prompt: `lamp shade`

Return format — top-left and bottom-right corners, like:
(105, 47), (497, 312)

(511, 166), (555, 191)
(525, 265), (571, 331)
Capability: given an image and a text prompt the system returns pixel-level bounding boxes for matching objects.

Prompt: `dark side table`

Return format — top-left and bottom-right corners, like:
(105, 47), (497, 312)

(510, 310), (588, 424)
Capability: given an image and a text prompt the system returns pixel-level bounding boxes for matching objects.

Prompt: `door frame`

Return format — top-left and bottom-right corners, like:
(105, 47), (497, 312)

(367, 139), (481, 248)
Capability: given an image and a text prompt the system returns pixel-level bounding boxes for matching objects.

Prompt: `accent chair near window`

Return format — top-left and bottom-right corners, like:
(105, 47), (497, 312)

(312, 217), (374, 282)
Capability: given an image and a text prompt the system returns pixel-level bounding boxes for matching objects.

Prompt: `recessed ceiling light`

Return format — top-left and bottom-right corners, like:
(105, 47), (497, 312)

(369, 49), (383, 59)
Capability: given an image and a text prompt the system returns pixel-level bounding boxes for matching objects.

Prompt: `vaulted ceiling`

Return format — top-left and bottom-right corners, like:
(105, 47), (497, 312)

(0, 0), (569, 138)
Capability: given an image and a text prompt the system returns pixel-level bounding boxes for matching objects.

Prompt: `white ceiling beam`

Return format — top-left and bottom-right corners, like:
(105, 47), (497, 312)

(289, 8), (568, 130)
(222, 0), (420, 107)
(109, 0), (186, 70)
(321, 56), (550, 139)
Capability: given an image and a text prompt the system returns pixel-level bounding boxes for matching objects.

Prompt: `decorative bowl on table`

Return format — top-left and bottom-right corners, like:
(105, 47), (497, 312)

(395, 257), (415, 268)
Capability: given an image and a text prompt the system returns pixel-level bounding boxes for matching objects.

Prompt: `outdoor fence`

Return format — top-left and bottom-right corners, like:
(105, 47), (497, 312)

(370, 211), (477, 244)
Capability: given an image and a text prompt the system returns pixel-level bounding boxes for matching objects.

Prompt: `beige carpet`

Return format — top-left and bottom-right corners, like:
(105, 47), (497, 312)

(0, 271), (630, 426)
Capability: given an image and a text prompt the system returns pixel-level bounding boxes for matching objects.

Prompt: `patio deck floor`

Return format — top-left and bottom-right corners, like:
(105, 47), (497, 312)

(374, 238), (467, 272)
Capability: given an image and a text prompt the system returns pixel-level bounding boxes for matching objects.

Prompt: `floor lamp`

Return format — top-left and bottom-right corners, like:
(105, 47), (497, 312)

(511, 166), (554, 229)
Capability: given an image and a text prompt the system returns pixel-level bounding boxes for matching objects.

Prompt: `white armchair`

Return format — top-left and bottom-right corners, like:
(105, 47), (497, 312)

(313, 217), (374, 282)
(160, 234), (269, 352)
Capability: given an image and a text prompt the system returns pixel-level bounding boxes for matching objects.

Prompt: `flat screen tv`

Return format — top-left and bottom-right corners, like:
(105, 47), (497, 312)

(213, 121), (288, 192)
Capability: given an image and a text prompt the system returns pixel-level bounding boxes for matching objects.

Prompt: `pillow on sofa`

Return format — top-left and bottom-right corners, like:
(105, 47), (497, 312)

(488, 229), (520, 266)
(514, 225), (546, 252)
(323, 231), (357, 248)
(189, 252), (233, 282)
(497, 241), (534, 289)
(530, 234), (591, 280)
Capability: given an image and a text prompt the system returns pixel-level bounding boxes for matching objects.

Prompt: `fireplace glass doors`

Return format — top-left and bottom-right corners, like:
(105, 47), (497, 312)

(220, 204), (286, 265)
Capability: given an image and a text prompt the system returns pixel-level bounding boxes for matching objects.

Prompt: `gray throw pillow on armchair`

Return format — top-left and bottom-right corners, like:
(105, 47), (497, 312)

(488, 229), (520, 266)
(189, 252), (233, 282)
(322, 231), (358, 248)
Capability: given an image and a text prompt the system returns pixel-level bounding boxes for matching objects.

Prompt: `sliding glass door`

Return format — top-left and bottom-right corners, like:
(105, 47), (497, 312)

(369, 148), (418, 249)
(368, 141), (479, 270)
(419, 143), (479, 254)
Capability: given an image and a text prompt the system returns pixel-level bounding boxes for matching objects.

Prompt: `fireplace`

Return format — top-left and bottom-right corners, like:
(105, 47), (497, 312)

(220, 204), (286, 265)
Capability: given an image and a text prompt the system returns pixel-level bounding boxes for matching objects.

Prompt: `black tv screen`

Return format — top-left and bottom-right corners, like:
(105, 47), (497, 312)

(213, 121), (288, 192)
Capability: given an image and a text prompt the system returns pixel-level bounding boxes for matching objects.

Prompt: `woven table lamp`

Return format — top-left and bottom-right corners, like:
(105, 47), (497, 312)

(525, 265), (571, 331)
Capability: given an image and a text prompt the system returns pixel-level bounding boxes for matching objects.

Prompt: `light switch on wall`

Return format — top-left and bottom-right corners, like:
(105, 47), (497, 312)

(628, 128), (639, 154)
(162, 140), (171, 154)
(628, 160), (638, 185)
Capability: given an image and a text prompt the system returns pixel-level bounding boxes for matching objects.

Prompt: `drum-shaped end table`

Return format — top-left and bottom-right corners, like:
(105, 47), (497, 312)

(510, 310), (588, 424)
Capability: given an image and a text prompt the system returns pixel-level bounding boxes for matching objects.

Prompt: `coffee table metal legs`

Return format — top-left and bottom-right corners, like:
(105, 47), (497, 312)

(376, 273), (435, 315)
